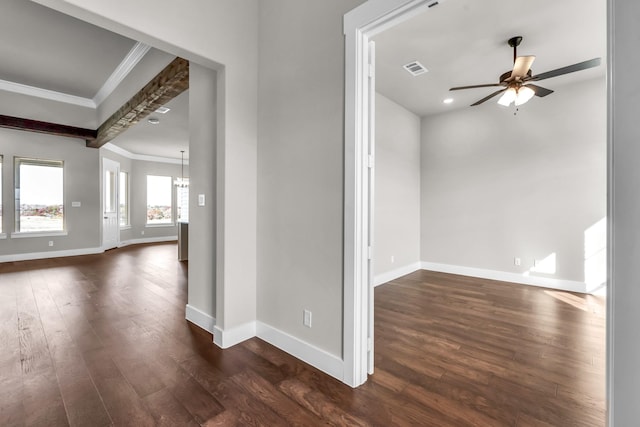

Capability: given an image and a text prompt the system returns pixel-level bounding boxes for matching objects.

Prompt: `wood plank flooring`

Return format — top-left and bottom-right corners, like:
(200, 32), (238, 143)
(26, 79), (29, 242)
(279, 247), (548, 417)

(0, 243), (605, 426)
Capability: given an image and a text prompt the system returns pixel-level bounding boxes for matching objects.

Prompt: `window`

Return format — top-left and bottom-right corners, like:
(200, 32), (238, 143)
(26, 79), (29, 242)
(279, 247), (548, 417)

(119, 171), (129, 227)
(15, 158), (64, 233)
(176, 181), (189, 223)
(146, 175), (172, 225)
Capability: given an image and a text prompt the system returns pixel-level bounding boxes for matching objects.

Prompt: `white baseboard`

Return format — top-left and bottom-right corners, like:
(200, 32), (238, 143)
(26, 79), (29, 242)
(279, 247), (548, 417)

(374, 261), (422, 286)
(213, 321), (257, 349)
(185, 304), (216, 334)
(0, 247), (104, 263)
(119, 236), (177, 247)
(256, 321), (344, 382)
(421, 261), (588, 293)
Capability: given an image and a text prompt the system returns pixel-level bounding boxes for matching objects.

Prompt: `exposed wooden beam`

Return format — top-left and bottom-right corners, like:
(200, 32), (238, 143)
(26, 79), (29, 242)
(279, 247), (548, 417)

(89, 57), (189, 148)
(0, 114), (97, 142)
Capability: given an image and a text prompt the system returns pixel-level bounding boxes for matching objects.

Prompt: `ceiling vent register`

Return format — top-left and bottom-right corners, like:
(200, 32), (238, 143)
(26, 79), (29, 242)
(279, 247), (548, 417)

(403, 61), (428, 76)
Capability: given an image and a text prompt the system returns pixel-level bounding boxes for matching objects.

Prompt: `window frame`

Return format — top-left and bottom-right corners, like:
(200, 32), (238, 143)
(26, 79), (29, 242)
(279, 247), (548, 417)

(119, 171), (130, 228)
(145, 174), (174, 226)
(13, 157), (67, 237)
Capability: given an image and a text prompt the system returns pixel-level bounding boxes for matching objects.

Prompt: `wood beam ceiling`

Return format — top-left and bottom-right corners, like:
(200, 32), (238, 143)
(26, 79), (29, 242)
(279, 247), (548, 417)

(0, 57), (188, 148)
(89, 57), (189, 148)
(0, 114), (96, 142)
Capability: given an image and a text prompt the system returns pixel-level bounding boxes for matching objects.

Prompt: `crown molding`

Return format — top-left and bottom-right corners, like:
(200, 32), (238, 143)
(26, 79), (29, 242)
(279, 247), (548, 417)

(93, 41), (152, 107)
(102, 142), (187, 165)
(0, 79), (95, 108)
(0, 41), (151, 110)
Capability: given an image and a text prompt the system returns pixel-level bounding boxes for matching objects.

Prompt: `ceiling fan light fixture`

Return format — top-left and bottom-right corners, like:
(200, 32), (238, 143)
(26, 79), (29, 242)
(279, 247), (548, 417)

(515, 86), (535, 106)
(497, 87), (517, 107)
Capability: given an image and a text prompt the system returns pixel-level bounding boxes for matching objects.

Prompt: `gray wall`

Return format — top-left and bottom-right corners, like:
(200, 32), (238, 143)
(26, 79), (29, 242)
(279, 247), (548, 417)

(257, 0), (365, 357)
(0, 128), (100, 255)
(374, 93), (421, 277)
(610, 0), (640, 423)
(420, 78), (606, 284)
(188, 64), (217, 319)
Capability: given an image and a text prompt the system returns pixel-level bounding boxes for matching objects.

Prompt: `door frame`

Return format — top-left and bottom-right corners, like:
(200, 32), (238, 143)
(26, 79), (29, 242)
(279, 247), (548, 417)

(343, 0), (439, 388)
(102, 157), (121, 250)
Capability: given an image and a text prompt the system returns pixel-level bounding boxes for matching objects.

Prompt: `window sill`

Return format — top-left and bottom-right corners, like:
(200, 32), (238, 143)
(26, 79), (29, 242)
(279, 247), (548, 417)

(120, 225), (132, 230)
(11, 231), (68, 239)
(145, 223), (175, 228)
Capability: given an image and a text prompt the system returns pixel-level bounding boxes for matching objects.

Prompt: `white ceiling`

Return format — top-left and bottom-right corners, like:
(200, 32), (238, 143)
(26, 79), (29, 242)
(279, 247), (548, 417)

(1, 0), (606, 156)
(0, 0), (188, 159)
(373, 0), (607, 117)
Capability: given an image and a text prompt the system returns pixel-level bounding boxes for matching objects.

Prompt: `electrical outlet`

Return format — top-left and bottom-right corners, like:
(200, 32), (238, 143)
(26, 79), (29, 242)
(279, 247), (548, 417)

(141, 230), (145, 235)
(391, 255), (395, 263)
(514, 257), (521, 266)
(303, 310), (312, 328)
(48, 241), (53, 247)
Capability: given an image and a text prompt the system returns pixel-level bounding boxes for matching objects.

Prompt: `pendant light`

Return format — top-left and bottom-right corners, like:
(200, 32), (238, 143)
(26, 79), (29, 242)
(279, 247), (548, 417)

(174, 150), (189, 188)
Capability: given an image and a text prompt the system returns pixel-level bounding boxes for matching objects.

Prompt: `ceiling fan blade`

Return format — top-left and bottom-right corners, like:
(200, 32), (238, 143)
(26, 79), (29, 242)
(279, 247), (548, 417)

(450, 83), (503, 91)
(530, 57), (602, 81)
(470, 88), (507, 106)
(526, 84), (554, 97)
(511, 55), (535, 79)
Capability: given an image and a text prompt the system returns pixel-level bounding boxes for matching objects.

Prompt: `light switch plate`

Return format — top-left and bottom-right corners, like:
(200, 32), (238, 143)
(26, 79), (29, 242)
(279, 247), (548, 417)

(198, 194), (205, 206)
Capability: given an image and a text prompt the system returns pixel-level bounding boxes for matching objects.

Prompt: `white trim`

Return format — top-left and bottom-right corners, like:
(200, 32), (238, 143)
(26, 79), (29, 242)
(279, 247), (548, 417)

(93, 42), (152, 106)
(102, 143), (188, 165)
(145, 223), (176, 228)
(0, 42), (151, 109)
(118, 236), (177, 247)
(11, 230), (68, 239)
(343, 0), (439, 389)
(213, 322), (256, 349)
(0, 246), (103, 263)
(0, 79), (95, 108)
(185, 304), (216, 334)
(374, 261), (422, 286)
(421, 261), (588, 294)
(257, 321), (344, 382)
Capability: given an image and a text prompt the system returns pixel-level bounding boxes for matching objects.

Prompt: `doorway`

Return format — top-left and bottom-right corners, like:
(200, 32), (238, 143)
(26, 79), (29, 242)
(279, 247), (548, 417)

(102, 157), (120, 250)
(343, 0), (607, 393)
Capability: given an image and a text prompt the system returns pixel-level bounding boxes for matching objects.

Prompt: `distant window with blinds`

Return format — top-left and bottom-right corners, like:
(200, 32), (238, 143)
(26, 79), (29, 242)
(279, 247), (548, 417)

(177, 182), (189, 223)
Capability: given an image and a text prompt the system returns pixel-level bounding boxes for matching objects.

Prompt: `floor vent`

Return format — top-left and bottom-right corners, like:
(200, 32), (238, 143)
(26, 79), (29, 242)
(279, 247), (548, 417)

(403, 61), (428, 76)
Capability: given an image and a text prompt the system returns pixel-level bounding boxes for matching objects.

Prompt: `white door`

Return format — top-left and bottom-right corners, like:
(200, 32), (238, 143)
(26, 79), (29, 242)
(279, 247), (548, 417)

(102, 158), (120, 250)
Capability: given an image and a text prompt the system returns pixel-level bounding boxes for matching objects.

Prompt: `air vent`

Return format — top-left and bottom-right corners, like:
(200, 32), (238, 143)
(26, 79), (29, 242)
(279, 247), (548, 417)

(403, 61), (428, 76)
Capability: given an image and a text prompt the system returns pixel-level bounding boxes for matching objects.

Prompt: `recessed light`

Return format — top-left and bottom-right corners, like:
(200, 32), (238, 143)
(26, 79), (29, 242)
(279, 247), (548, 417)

(148, 117), (160, 125)
(443, 98), (454, 104)
(155, 106), (171, 114)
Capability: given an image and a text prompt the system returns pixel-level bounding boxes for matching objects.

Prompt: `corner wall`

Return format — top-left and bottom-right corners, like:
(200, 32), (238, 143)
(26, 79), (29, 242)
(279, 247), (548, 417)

(373, 93), (421, 284)
(420, 78), (606, 289)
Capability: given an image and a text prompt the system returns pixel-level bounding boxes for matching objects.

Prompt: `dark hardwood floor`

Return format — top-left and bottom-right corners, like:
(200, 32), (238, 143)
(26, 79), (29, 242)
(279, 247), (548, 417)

(0, 243), (605, 426)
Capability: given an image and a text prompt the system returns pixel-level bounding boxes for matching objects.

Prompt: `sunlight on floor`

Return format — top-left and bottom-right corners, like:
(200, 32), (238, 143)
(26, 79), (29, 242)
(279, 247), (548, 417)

(544, 290), (605, 318)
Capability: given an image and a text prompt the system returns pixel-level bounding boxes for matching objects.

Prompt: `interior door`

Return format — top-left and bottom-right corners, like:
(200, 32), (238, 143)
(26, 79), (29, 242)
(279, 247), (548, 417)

(102, 158), (120, 250)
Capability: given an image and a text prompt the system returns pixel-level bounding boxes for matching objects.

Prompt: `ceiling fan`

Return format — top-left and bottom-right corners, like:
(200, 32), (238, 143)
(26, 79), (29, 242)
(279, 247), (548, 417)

(450, 36), (601, 107)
